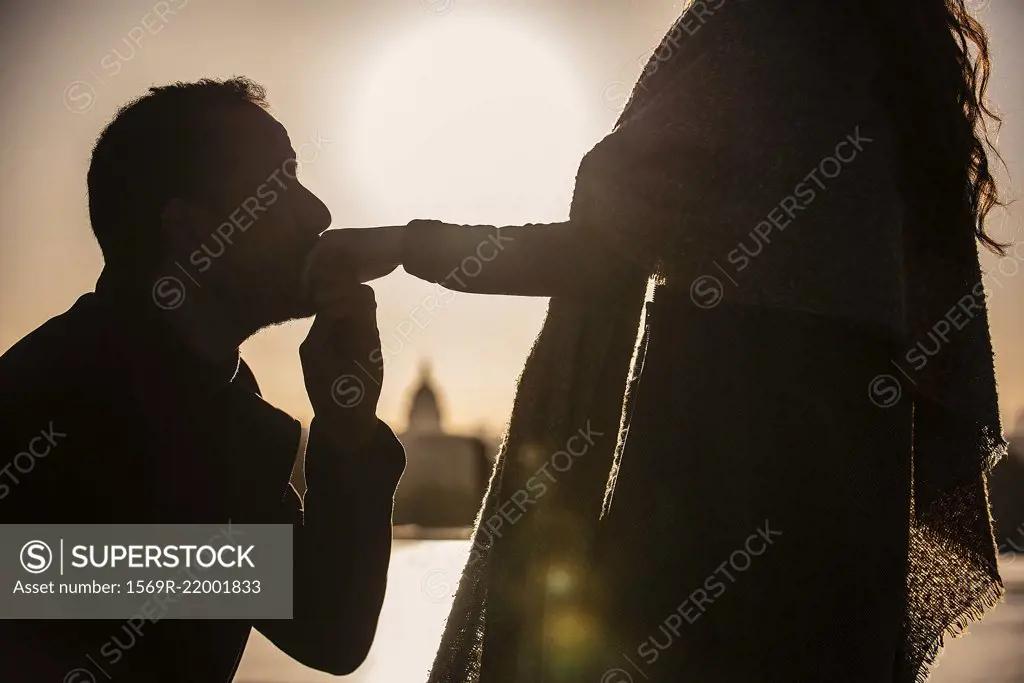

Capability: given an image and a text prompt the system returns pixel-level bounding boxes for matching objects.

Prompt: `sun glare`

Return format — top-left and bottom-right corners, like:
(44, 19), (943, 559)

(346, 16), (602, 226)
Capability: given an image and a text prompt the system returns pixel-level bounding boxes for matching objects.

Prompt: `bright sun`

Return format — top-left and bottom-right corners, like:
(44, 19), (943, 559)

(346, 15), (603, 227)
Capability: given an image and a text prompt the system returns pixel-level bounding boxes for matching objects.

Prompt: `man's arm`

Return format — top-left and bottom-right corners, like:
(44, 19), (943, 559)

(254, 417), (404, 675)
(254, 283), (404, 675)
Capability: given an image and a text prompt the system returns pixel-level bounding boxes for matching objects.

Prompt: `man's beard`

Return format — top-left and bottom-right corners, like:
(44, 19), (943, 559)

(222, 274), (316, 336)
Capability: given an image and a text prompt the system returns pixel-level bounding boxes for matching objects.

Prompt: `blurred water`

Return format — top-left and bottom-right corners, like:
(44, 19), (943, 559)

(232, 542), (1024, 682)
(233, 540), (469, 683)
(929, 557), (1024, 683)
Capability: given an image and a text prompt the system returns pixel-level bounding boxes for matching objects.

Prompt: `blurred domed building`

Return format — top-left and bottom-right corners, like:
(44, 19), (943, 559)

(394, 362), (495, 530)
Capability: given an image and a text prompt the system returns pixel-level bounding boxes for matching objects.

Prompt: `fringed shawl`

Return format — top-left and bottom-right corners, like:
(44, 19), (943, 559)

(427, 3), (1006, 682)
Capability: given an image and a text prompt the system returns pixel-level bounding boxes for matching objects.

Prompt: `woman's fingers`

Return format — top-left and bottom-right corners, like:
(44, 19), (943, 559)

(354, 261), (400, 283)
(304, 226), (405, 288)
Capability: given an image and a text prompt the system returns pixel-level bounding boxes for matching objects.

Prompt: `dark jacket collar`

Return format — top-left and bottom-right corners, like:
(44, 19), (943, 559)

(92, 267), (242, 397)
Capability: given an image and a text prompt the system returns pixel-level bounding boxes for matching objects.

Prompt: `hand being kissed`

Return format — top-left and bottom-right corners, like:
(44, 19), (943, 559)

(303, 226), (405, 288)
(298, 226), (405, 453)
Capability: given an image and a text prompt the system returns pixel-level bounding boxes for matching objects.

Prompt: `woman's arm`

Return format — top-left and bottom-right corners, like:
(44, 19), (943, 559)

(308, 220), (637, 298)
(402, 220), (571, 296)
(401, 219), (639, 298)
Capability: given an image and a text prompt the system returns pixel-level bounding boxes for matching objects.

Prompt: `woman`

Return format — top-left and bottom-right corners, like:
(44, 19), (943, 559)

(310, 1), (1007, 680)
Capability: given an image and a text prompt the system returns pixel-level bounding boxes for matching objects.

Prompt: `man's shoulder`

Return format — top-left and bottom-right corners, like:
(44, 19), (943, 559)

(0, 293), (117, 398)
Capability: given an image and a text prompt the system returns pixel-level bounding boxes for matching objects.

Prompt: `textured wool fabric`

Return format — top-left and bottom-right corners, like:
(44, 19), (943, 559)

(425, 2), (1005, 682)
(591, 296), (914, 682)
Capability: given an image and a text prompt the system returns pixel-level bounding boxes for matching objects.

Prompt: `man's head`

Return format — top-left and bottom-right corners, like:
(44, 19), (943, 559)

(88, 77), (331, 329)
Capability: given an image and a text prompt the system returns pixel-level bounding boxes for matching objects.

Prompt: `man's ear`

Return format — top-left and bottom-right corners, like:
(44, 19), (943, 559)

(159, 197), (210, 255)
(160, 197), (187, 227)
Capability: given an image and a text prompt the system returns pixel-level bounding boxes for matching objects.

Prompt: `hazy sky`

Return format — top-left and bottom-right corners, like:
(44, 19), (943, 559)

(1, 0), (1023, 438)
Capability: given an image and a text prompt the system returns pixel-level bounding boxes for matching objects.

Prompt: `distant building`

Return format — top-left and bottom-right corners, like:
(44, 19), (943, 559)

(1010, 410), (1024, 460)
(990, 409), (1024, 553)
(394, 362), (494, 528)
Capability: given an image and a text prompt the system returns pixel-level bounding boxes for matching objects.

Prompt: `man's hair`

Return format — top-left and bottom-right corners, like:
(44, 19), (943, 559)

(87, 76), (270, 270)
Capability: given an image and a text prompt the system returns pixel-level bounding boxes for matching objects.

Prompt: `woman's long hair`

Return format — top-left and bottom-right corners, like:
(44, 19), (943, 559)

(865, 0), (1006, 254)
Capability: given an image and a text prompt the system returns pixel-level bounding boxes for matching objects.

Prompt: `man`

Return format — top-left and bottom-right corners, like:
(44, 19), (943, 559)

(0, 77), (405, 681)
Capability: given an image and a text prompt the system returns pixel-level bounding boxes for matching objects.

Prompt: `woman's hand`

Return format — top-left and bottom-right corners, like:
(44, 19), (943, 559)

(303, 226), (404, 296)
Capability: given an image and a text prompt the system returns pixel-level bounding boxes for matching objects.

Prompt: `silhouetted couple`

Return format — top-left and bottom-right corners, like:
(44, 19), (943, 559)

(0, 1), (1008, 682)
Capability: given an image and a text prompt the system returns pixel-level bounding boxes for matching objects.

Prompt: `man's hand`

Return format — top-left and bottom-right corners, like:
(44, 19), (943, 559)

(299, 283), (383, 452)
(264, 282), (403, 673)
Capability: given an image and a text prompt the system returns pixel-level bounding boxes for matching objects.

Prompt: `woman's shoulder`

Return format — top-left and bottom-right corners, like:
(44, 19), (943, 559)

(612, 0), (884, 147)
(720, 1), (879, 84)
(631, 1), (880, 105)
